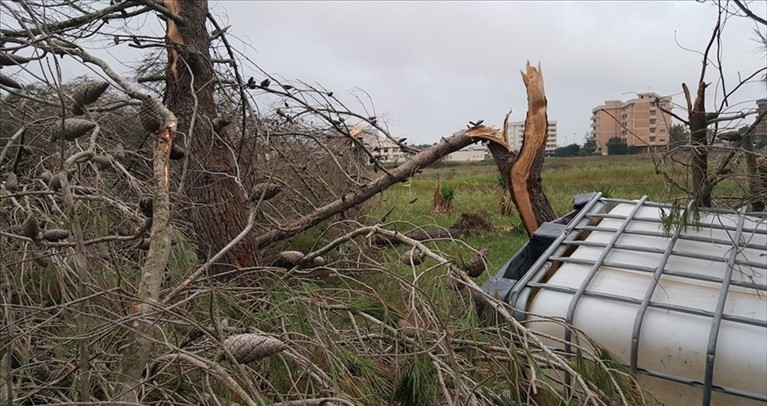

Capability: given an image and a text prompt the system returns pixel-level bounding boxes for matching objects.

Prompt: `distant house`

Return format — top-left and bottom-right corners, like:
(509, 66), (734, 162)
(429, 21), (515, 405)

(443, 143), (491, 162)
(357, 127), (409, 164)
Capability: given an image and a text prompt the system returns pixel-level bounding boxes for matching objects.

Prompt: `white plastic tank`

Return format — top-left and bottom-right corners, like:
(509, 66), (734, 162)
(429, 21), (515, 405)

(511, 198), (767, 405)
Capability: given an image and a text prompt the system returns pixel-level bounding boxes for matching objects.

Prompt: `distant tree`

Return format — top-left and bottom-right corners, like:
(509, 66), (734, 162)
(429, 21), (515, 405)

(582, 132), (597, 155)
(607, 137), (629, 155)
(669, 123), (689, 147)
(554, 143), (580, 157)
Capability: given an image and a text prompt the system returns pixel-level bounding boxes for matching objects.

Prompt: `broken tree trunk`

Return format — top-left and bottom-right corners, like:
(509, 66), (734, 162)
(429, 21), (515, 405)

(467, 62), (555, 236)
(117, 108), (177, 403)
(512, 62), (555, 233)
(164, 0), (260, 272)
(684, 81), (713, 208)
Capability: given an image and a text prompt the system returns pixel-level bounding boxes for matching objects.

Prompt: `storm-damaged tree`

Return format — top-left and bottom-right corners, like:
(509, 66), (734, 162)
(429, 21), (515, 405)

(654, 3), (767, 211)
(0, 1), (651, 405)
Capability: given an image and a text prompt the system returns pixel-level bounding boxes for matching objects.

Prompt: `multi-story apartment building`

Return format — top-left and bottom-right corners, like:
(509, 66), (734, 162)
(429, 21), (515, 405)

(505, 120), (558, 156)
(590, 93), (673, 154)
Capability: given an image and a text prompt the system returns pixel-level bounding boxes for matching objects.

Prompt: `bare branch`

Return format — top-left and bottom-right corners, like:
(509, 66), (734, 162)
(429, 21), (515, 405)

(251, 131), (476, 249)
(732, 0), (767, 25)
(130, 0), (185, 26)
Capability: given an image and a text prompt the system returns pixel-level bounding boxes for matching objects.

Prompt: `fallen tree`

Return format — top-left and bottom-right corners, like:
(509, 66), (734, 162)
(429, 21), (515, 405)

(0, 1), (649, 405)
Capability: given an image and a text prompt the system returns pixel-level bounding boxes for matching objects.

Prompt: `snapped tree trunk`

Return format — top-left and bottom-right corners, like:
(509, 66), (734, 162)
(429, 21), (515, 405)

(117, 115), (177, 403)
(164, 0), (259, 272)
(467, 62), (555, 236)
(684, 82), (713, 208)
(511, 62), (555, 233)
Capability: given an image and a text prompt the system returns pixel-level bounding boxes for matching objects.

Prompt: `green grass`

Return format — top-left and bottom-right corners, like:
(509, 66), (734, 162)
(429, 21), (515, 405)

(364, 154), (665, 286)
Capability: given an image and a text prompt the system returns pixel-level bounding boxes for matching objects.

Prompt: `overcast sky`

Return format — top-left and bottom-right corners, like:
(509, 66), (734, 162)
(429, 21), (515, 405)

(209, 1), (766, 146)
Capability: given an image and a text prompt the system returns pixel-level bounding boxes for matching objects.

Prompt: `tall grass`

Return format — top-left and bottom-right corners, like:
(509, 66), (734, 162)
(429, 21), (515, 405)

(367, 154), (666, 280)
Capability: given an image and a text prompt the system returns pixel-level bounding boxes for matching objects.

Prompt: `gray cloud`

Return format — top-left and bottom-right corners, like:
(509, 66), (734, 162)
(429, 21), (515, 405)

(213, 1), (766, 145)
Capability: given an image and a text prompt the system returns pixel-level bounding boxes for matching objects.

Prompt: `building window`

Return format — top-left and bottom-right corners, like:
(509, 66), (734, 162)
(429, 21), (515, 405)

(650, 136), (656, 142)
(649, 119), (656, 125)
(650, 128), (655, 133)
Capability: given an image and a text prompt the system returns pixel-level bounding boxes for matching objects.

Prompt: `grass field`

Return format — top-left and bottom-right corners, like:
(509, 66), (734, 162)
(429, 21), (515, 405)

(364, 154), (668, 280)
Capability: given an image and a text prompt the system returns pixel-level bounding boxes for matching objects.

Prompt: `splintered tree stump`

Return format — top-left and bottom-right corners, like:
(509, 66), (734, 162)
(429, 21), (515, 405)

(432, 182), (444, 213)
(512, 62), (555, 235)
(465, 62), (555, 237)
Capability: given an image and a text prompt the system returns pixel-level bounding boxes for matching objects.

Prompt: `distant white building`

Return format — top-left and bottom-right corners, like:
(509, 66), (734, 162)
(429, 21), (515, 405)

(505, 120), (558, 156)
(443, 143), (491, 162)
(358, 128), (409, 163)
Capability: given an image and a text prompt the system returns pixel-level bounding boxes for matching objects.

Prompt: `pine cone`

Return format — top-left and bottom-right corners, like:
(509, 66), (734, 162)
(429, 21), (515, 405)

(139, 196), (153, 218)
(71, 81), (109, 107)
(398, 319), (418, 337)
(138, 96), (175, 134)
(48, 173), (66, 191)
(279, 250), (306, 266)
(4, 172), (19, 192)
(21, 215), (40, 240)
(43, 229), (70, 242)
(91, 155), (111, 170)
(463, 248), (488, 278)
(169, 143), (185, 160)
(248, 182), (281, 204)
(40, 170), (52, 184)
(398, 248), (425, 266)
(312, 256), (326, 266)
(34, 254), (51, 267)
(50, 118), (97, 141)
(223, 334), (287, 364)
(138, 239), (151, 250)
(117, 222), (135, 237)
(0, 72), (23, 89)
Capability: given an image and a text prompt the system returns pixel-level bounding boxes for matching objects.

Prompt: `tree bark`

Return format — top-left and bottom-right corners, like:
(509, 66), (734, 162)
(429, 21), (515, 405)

(164, 0), (258, 272)
(684, 82), (713, 207)
(117, 120), (176, 403)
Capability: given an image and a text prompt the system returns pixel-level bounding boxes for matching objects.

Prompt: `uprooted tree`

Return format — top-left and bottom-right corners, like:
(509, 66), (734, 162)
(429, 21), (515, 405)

(1, 1), (653, 405)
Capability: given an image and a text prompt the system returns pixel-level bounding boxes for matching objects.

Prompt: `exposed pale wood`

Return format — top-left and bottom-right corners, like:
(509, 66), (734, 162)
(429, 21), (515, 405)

(117, 120), (176, 403)
(465, 63), (555, 236)
(164, 0), (183, 81)
(465, 125), (509, 151)
(511, 62), (555, 235)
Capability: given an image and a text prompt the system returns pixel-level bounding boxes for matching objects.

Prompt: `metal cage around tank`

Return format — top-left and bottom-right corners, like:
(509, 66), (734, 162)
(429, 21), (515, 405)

(481, 193), (767, 406)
